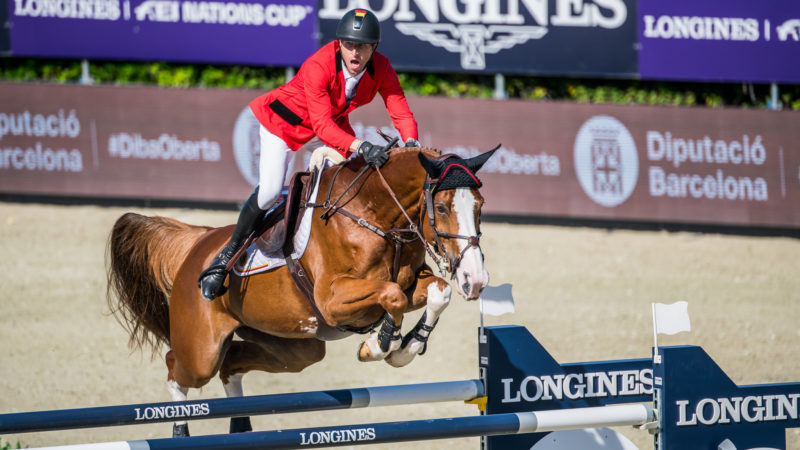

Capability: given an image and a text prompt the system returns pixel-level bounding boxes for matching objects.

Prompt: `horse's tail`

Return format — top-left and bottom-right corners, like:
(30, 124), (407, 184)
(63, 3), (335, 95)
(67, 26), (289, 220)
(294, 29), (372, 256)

(106, 212), (210, 355)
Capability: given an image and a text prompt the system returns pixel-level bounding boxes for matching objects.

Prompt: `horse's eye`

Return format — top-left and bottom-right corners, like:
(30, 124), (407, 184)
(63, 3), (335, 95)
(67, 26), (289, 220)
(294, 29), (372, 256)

(435, 203), (448, 215)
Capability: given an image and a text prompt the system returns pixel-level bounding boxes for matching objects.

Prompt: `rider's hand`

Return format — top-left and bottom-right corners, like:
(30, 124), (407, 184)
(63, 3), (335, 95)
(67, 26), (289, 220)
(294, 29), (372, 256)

(358, 141), (388, 167)
(405, 138), (420, 148)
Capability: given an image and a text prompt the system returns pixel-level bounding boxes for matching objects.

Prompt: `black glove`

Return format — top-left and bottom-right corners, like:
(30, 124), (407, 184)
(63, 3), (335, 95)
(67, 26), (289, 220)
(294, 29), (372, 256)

(405, 138), (420, 148)
(358, 141), (388, 167)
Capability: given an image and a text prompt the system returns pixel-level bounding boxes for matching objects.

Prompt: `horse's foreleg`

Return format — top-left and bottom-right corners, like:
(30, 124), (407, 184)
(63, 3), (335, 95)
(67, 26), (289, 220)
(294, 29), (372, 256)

(321, 277), (409, 362)
(386, 270), (451, 368)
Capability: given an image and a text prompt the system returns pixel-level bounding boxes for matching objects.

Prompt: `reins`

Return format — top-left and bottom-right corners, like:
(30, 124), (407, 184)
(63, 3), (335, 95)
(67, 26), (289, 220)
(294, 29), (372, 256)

(306, 157), (432, 282)
(297, 146), (486, 336)
(307, 147), (483, 282)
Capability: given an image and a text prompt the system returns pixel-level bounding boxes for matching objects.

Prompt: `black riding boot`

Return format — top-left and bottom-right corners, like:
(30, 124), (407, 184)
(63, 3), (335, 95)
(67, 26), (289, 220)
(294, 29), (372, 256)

(198, 190), (265, 301)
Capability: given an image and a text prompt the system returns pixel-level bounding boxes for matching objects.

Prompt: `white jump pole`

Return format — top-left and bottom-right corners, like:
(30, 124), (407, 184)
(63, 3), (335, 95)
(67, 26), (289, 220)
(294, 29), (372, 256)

(520, 403), (655, 432)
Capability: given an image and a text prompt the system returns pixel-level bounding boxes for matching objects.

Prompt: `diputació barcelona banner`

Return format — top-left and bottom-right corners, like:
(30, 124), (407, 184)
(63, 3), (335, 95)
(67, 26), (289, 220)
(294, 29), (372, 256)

(317, 0), (638, 77)
(4, 0), (317, 65)
(352, 98), (799, 229)
(1, 82), (798, 228)
(638, 0), (800, 83)
(0, 82), (264, 202)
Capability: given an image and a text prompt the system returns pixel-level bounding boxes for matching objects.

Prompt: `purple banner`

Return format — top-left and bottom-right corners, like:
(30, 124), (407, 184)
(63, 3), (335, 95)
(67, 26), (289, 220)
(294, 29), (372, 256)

(7, 0), (317, 65)
(639, 0), (800, 83)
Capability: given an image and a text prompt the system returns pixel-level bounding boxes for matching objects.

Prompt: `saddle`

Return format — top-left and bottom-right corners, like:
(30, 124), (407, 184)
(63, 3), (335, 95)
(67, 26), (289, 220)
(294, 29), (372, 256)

(225, 170), (314, 275)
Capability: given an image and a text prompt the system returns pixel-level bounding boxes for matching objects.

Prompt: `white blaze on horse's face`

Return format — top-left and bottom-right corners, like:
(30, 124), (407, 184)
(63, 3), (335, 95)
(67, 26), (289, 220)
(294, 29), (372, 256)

(452, 187), (489, 300)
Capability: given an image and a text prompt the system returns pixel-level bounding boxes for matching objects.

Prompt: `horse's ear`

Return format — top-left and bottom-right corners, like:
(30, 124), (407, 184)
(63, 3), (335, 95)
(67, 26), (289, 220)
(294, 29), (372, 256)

(465, 144), (500, 174)
(417, 152), (446, 178)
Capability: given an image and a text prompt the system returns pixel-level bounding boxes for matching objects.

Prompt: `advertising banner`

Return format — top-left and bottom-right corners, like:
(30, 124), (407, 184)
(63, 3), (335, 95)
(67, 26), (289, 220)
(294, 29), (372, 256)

(0, 82), (274, 202)
(638, 0), (800, 83)
(317, 0), (638, 77)
(6, 0), (317, 66)
(351, 97), (800, 229)
(1, 82), (798, 228)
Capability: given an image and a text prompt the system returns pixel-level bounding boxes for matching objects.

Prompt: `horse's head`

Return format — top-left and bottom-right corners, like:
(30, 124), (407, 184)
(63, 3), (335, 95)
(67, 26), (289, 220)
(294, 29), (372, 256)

(417, 148), (497, 300)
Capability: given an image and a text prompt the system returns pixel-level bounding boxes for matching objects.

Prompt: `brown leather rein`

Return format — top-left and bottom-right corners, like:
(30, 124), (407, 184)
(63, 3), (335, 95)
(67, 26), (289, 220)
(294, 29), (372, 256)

(307, 152), (483, 281)
(288, 150), (483, 336)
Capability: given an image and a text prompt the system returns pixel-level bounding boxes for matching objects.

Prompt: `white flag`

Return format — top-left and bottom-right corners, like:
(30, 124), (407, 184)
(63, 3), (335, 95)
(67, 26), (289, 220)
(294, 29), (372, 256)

(653, 301), (691, 335)
(480, 284), (515, 316)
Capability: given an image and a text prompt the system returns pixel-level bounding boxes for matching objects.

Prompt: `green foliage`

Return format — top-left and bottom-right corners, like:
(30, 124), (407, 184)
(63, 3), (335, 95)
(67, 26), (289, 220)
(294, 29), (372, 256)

(1, 57), (799, 110)
(0, 437), (24, 449)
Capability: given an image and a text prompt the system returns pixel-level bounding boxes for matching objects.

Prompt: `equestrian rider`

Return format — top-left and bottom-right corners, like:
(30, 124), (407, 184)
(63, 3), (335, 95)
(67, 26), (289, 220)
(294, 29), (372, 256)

(198, 8), (420, 301)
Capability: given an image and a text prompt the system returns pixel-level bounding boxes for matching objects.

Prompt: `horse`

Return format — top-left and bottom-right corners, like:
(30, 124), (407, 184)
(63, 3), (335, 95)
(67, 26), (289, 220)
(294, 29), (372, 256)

(106, 145), (497, 436)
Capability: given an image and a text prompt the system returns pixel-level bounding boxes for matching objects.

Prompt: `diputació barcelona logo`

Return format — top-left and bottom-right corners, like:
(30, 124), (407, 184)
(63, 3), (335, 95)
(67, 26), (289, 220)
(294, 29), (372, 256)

(573, 115), (638, 207)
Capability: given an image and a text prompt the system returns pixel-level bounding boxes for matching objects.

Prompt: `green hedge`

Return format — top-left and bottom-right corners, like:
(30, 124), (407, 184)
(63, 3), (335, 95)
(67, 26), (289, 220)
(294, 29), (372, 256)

(0, 438), (23, 449)
(2, 58), (799, 110)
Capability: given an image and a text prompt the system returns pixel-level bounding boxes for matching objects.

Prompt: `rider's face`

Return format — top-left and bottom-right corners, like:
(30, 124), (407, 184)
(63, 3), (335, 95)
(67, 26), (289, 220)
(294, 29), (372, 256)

(339, 41), (377, 76)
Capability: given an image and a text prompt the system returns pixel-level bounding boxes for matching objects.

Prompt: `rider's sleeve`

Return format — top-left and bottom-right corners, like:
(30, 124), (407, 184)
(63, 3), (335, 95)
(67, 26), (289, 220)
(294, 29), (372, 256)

(303, 59), (357, 154)
(377, 58), (418, 143)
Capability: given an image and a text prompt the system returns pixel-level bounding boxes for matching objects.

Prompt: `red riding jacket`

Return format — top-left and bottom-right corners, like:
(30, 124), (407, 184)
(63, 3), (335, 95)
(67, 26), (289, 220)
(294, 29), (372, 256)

(249, 41), (418, 156)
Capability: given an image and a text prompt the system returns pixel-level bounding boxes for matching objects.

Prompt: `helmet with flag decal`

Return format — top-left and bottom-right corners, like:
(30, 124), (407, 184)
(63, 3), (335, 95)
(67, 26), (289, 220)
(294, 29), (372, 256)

(336, 9), (381, 44)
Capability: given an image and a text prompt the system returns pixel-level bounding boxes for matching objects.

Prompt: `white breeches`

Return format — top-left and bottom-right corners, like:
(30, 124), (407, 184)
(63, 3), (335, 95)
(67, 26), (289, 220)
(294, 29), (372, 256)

(257, 125), (292, 209)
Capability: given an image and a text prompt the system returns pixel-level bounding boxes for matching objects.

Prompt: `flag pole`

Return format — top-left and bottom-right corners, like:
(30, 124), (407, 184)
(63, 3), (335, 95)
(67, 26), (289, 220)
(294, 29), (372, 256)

(651, 303), (661, 364)
(479, 296), (485, 343)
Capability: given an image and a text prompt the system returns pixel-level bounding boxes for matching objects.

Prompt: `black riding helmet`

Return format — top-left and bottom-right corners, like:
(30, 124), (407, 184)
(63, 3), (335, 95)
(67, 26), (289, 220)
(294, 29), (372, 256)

(336, 9), (381, 44)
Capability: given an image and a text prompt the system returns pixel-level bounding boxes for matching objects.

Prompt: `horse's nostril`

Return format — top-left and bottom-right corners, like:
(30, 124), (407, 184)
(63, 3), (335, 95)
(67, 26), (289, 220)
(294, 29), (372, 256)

(461, 273), (471, 296)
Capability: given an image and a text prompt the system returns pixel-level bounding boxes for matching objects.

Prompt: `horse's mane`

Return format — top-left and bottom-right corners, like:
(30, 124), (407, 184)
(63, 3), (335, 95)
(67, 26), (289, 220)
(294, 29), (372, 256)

(388, 146), (441, 158)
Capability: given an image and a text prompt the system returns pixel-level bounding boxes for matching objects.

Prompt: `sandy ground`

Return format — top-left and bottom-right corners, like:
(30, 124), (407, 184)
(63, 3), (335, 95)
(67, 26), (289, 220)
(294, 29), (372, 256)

(1, 201), (798, 449)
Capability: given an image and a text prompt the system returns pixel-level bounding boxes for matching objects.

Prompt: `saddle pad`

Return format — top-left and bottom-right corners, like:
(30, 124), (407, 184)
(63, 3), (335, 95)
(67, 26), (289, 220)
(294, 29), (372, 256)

(232, 156), (335, 277)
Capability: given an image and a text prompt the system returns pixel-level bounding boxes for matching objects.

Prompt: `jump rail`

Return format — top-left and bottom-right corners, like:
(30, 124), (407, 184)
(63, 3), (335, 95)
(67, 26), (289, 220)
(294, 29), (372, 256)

(30, 403), (654, 450)
(0, 380), (483, 433)
(6, 325), (800, 450)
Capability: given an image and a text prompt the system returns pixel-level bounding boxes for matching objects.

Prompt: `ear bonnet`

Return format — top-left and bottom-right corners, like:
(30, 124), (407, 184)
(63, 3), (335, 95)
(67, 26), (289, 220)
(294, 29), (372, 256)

(417, 146), (499, 193)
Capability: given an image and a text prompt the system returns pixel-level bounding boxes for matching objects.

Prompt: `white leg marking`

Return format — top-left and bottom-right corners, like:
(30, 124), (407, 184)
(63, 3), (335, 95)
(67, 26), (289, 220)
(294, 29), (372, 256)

(223, 373), (244, 398)
(386, 283), (452, 368)
(167, 380), (189, 426)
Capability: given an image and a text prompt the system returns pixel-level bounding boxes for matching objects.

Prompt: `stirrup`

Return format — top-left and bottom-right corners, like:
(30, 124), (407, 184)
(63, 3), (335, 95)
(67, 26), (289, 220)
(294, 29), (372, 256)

(198, 263), (230, 300)
(198, 247), (234, 300)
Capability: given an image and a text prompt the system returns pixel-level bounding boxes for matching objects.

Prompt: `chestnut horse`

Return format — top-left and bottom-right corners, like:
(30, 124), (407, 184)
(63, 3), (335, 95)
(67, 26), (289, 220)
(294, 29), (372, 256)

(107, 146), (496, 436)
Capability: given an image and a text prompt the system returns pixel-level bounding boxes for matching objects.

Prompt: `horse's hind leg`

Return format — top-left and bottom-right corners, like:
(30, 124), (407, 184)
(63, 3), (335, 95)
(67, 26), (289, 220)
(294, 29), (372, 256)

(386, 269), (452, 368)
(222, 372), (251, 433)
(165, 350), (191, 437)
(164, 278), (240, 437)
(218, 327), (326, 433)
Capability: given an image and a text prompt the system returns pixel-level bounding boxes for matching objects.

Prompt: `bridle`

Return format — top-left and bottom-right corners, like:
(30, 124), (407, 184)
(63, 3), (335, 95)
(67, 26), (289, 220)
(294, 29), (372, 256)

(308, 143), (483, 280)
(420, 170), (483, 278)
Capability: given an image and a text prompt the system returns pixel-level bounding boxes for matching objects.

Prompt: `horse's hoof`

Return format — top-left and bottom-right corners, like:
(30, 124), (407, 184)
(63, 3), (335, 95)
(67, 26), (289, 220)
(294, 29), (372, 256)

(230, 416), (253, 433)
(172, 423), (190, 437)
(385, 350), (414, 368)
(357, 341), (372, 361)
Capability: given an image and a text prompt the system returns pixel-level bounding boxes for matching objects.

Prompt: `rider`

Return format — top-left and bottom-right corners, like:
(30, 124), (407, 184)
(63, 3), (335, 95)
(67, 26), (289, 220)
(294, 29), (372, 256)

(198, 8), (420, 301)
